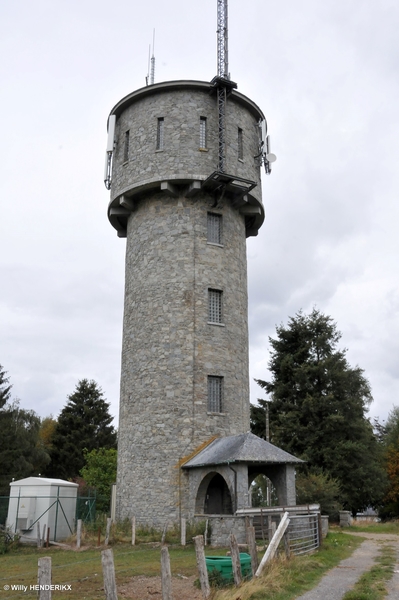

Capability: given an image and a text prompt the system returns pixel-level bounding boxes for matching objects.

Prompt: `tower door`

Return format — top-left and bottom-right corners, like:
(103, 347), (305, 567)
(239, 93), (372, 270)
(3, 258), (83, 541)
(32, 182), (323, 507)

(204, 474), (233, 515)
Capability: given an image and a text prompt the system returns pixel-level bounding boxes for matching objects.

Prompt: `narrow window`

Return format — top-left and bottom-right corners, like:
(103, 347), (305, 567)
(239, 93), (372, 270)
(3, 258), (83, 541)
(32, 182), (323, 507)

(208, 376), (223, 413)
(156, 117), (164, 150)
(207, 212), (222, 245)
(199, 117), (207, 149)
(238, 128), (243, 160)
(208, 289), (222, 323)
(123, 130), (130, 162)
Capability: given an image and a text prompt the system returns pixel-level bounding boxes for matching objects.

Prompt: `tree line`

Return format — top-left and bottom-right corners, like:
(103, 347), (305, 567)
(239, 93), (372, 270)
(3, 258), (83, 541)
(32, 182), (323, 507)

(0, 373), (117, 511)
(1, 307), (399, 518)
(251, 308), (399, 518)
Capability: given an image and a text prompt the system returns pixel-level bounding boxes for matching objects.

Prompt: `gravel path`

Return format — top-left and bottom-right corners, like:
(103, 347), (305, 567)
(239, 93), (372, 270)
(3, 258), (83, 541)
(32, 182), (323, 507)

(385, 543), (399, 599)
(293, 539), (379, 600)
(350, 531), (399, 600)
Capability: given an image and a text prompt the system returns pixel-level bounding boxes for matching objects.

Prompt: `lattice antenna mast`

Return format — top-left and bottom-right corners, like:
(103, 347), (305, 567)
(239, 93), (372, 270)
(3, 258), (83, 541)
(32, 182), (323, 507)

(214, 0), (235, 173)
(217, 0), (228, 78)
(150, 29), (156, 85)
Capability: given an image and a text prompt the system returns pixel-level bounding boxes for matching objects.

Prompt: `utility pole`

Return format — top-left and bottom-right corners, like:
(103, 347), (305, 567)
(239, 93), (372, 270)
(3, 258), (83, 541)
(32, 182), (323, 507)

(265, 401), (271, 506)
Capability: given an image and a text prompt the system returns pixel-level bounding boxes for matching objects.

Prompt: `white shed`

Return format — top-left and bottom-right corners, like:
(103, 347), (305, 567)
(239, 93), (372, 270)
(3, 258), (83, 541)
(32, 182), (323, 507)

(7, 477), (78, 542)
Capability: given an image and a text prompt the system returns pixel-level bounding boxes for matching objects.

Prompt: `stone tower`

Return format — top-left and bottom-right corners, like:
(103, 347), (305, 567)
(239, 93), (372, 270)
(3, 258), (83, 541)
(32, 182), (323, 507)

(105, 67), (299, 528)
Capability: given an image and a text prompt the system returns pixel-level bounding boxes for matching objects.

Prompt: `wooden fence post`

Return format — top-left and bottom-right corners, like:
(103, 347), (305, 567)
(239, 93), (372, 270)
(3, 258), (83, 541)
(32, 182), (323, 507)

(131, 516), (136, 546)
(37, 522), (41, 548)
(42, 524), (46, 548)
(194, 535), (210, 599)
(46, 527), (50, 548)
(229, 533), (242, 586)
(246, 525), (259, 575)
(204, 519), (209, 546)
(161, 522), (168, 545)
(267, 515), (272, 543)
(283, 530), (290, 557)
(37, 556), (52, 600)
(255, 512), (290, 577)
(76, 519), (82, 549)
(317, 513), (323, 547)
(161, 546), (173, 600)
(105, 517), (112, 546)
(260, 508), (265, 543)
(180, 517), (186, 546)
(101, 548), (118, 600)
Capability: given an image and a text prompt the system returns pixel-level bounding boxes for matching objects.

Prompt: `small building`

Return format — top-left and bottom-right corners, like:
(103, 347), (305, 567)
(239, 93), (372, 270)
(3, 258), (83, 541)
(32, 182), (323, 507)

(7, 477), (78, 542)
(182, 432), (303, 515)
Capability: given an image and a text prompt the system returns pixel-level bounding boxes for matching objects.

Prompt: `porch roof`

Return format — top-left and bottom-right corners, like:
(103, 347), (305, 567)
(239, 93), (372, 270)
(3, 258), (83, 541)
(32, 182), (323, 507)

(182, 432), (303, 468)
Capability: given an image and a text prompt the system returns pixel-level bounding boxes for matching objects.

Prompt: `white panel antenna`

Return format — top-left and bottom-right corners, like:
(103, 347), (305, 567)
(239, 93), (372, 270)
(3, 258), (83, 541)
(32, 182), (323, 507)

(261, 120), (267, 146)
(106, 115), (116, 152)
(104, 115), (116, 189)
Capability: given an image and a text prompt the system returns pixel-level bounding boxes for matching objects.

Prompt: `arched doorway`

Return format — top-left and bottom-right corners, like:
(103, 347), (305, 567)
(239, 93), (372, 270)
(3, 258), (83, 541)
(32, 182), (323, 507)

(195, 472), (233, 515)
(205, 474), (233, 514)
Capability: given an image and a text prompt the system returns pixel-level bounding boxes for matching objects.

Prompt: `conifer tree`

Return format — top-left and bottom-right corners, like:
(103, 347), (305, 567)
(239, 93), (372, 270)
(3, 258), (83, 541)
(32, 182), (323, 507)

(46, 379), (117, 480)
(251, 309), (386, 514)
(0, 364), (11, 409)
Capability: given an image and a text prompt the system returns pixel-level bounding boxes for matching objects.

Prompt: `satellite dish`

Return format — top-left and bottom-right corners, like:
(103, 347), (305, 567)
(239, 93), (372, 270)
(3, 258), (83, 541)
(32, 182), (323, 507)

(266, 153), (277, 163)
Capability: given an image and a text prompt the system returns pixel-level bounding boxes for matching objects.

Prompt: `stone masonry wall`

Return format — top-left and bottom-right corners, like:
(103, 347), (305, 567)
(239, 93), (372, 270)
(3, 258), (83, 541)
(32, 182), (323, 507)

(110, 82), (263, 205)
(112, 81), (264, 526)
(116, 192), (250, 524)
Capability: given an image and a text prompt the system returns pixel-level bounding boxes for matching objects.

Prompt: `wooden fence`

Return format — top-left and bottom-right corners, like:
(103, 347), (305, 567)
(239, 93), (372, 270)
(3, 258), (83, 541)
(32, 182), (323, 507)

(31, 512), (321, 599)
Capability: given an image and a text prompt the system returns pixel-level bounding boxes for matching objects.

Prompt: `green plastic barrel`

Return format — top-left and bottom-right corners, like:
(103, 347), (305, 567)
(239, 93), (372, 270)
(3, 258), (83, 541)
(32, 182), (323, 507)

(205, 553), (252, 583)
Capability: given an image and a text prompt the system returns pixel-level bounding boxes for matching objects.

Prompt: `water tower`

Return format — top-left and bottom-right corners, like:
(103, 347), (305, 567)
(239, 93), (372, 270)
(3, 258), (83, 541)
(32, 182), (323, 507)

(105, 1), (298, 528)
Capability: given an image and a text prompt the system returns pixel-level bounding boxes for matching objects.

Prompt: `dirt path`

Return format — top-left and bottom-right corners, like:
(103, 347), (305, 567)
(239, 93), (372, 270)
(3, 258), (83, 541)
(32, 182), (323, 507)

(118, 574), (203, 599)
(295, 532), (399, 600)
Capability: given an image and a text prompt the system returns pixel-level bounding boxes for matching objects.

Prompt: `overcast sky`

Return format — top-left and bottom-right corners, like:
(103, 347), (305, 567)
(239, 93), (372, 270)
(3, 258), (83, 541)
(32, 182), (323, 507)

(1, 0), (398, 427)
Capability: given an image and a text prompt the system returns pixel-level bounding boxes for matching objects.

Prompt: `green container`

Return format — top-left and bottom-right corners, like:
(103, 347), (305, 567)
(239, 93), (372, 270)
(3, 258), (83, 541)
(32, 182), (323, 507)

(205, 553), (252, 582)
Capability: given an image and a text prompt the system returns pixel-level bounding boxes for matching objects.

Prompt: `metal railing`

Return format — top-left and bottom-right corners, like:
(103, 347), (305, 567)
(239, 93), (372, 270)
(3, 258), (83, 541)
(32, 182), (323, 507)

(237, 506), (321, 557)
(286, 513), (319, 555)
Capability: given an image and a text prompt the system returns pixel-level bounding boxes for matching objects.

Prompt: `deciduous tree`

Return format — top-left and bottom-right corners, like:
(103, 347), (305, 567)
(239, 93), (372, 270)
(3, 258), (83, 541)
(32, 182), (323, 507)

(378, 407), (399, 518)
(80, 447), (117, 513)
(0, 366), (50, 493)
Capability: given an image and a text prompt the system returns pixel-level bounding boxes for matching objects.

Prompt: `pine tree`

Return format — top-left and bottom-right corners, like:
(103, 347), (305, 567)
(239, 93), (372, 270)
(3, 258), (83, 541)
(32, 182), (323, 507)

(251, 309), (386, 514)
(46, 379), (117, 480)
(0, 365), (12, 409)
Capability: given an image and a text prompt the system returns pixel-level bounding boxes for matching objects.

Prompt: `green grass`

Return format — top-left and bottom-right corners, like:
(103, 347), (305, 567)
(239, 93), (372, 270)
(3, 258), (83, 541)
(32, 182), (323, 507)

(342, 544), (396, 600)
(213, 532), (364, 600)
(0, 543), (221, 600)
(344, 520), (399, 535)
(1, 522), (398, 600)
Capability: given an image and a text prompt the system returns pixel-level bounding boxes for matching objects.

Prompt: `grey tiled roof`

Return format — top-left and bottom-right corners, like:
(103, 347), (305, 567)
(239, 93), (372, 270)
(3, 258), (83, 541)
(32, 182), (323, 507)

(182, 432), (303, 468)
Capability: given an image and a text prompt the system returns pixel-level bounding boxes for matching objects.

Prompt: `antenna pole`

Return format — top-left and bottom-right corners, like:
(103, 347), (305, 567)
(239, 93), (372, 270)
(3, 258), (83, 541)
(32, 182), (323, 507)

(213, 0), (235, 173)
(150, 29), (156, 85)
(217, 0), (228, 78)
